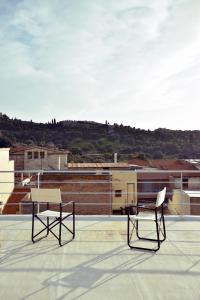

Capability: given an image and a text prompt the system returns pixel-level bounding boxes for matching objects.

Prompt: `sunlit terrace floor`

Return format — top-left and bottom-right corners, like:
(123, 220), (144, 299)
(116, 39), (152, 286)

(1, 216), (200, 300)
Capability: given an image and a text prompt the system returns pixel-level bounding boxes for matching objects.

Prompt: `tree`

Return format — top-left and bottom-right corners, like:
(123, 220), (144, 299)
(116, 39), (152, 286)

(0, 137), (12, 147)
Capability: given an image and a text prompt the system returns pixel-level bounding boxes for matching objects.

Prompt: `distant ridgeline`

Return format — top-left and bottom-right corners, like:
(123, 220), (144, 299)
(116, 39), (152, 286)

(0, 112), (200, 161)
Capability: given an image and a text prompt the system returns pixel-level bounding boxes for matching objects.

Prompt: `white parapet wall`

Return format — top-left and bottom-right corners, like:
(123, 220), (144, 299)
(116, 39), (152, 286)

(0, 148), (14, 209)
(168, 189), (190, 215)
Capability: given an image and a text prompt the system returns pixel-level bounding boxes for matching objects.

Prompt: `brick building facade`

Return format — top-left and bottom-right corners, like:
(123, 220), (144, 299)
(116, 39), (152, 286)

(19, 173), (112, 215)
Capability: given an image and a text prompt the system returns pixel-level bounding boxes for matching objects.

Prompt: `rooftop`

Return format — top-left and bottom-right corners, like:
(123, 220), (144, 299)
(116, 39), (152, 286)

(67, 162), (131, 169)
(128, 159), (197, 170)
(1, 216), (200, 300)
(184, 190), (200, 197)
(10, 146), (70, 154)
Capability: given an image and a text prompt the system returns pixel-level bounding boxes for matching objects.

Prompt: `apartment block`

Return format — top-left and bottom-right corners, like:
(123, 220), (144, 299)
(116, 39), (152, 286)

(10, 146), (69, 170)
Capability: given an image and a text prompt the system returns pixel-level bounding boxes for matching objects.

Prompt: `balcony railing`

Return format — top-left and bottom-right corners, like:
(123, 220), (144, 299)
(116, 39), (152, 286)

(1, 169), (200, 215)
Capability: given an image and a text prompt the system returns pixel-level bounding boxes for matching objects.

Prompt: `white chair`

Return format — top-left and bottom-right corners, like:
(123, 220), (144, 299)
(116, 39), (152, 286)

(127, 187), (166, 251)
(31, 188), (75, 246)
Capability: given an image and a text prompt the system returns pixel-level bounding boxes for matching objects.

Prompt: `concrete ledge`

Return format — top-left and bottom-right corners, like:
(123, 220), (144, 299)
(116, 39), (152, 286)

(165, 215), (200, 221)
(1, 214), (200, 221)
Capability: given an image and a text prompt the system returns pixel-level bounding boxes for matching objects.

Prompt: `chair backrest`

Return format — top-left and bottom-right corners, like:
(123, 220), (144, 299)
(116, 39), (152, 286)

(31, 188), (61, 203)
(156, 187), (166, 207)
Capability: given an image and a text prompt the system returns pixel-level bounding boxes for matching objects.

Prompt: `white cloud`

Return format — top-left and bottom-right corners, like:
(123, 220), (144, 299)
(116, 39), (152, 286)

(0, 0), (200, 129)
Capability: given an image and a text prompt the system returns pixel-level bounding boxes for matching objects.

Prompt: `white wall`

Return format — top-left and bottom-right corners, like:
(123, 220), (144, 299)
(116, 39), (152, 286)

(0, 148), (14, 207)
(47, 154), (68, 170)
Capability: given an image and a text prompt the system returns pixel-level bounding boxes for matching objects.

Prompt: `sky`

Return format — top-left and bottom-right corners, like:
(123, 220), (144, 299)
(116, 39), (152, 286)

(0, 0), (200, 130)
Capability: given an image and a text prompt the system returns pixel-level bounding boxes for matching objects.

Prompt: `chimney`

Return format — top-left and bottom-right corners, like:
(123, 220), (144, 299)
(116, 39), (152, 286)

(58, 155), (61, 170)
(65, 154), (68, 167)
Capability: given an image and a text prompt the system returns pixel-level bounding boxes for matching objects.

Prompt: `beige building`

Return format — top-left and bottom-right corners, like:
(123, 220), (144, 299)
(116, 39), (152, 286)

(0, 148), (14, 210)
(10, 146), (69, 170)
(112, 171), (137, 211)
(67, 163), (137, 213)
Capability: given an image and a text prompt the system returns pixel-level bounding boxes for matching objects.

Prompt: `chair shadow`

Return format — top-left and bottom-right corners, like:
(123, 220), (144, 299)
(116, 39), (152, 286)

(0, 239), (58, 267)
(21, 243), (154, 300)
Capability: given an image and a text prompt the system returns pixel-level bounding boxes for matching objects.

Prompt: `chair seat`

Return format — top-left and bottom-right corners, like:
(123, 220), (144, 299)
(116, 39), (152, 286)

(37, 210), (72, 218)
(131, 212), (162, 222)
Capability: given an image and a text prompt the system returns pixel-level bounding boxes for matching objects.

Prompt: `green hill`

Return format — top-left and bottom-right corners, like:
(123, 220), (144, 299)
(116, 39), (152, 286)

(0, 113), (200, 161)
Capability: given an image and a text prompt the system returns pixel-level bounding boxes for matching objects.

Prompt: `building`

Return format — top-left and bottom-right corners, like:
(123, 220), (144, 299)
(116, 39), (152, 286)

(129, 159), (199, 204)
(19, 172), (112, 215)
(169, 190), (200, 215)
(67, 163), (138, 213)
(0, 148), (14, 211)
(128, 159), (200, 215)
(111, 170), (137, 212)
(3, 157), (200, 216)
(67, 162), (135, 171)
(10, 146), (70, 170)
(3, 163), (136, 215)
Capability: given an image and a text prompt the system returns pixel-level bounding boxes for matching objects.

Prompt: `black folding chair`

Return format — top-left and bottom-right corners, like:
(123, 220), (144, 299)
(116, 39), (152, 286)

(31, 188), (75, 246)
(127, 187), (166, 251)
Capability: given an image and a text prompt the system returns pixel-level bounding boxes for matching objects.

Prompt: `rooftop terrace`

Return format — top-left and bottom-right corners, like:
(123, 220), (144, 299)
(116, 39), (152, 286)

(1, 216), (200, 300)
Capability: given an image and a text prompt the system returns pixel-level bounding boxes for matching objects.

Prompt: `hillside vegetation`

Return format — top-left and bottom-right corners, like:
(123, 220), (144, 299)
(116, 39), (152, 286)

(0, 113), (200, 161)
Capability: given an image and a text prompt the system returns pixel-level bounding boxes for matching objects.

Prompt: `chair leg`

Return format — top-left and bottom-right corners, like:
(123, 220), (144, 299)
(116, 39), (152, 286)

(162, 216), (166, 241)
(127, 213), (137, 247)
(153, 216), (166, 243)
(136, 218), (166, 242)
(136, 220), (139, 239)
(58, 203), (75, 246)
(59, 216), (75, 246)
(32, 216), (55, 243)
(47, 217), (49, 236)
(127, 217), (163, 252)
(136, 220), (158, 242)
(32, 206), (75, 246)
(127, 214), (130, 246)
(59, 217), (62, 246)
(32, 203), (48, 243)
(73, 203), (75, 239)
(32, 207), (35, 243)
(155, 220), (161, 251)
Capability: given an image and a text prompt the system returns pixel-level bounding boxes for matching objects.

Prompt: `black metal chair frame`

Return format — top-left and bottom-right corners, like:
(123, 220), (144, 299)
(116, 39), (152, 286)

(32, 199), (75, 247)
(127, 189), (166, 252)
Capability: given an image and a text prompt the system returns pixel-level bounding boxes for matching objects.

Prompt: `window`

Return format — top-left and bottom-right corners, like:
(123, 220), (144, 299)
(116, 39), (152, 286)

(115, 190), (122, 197)
(183, 177), (188, 189)
(142, 181), (153, 192)
(40, 151), (45, 159)
(34, 151), (39, 159)
(27, 151), (32, 159)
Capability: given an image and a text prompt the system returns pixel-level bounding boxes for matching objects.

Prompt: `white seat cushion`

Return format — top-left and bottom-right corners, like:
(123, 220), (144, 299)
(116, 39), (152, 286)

(37, 210), (72, 218)
(131, 212), (161, 222)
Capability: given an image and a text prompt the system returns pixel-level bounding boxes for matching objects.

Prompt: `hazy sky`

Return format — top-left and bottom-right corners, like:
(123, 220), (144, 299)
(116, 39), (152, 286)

(0, 0), (200, 130)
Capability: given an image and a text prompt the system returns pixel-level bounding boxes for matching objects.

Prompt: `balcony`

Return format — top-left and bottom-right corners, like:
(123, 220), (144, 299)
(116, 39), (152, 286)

(1, 169), (200, 299)
(1, 215), (200, 299)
